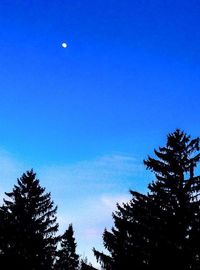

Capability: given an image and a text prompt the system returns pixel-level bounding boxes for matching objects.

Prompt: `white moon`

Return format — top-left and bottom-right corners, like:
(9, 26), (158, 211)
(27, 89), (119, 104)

(61, 42), (67, 48)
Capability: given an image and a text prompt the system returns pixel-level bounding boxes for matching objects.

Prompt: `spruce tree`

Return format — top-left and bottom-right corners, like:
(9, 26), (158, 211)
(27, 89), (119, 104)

(94, 129), (200, 270)
(79, 259), (98, 270)
(55, 224), (79, 270)
(94, 191), (151, 270)
(144, 129), (200, 269)
(0, 170), (58, 269)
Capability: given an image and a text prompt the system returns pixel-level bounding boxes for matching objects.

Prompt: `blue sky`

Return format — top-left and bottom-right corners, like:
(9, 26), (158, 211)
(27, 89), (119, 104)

(0, 0), (200, 267)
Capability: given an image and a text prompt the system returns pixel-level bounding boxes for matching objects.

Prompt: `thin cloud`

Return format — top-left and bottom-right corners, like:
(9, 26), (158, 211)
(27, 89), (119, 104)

(101, 194), (131, 211)
(38, 154), (146, 194)
(0, 150), (149, 267)
(38, 154), (145, 266)
(63, 193), (132, 268)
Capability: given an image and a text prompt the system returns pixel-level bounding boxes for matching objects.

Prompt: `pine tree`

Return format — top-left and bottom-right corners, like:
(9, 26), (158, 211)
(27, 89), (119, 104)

(55, 224), (79, 270)
(79, 258), (98, 270)
(94, 129), (200, 269)
(144, 129), (200, 269)
(0, 170), (58, 269)
(94, 191), (151, 270)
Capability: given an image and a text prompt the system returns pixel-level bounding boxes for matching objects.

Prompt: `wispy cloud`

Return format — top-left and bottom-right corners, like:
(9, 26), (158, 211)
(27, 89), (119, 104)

(38, 153), (148, 266)
(38, 154), (147, 195)
(101, 194), (131, 211)
(0, 151), (150, 267)
(60, 193), (131, 268)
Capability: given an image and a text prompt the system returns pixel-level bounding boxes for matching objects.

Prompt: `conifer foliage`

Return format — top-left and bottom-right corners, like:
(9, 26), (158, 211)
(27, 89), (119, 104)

(0, 170), (58, 269)
(94, 129), (200, 269)
(55, 224), (79, 270)
(79, 259), (98, 270)
(144, 129), (200, 269)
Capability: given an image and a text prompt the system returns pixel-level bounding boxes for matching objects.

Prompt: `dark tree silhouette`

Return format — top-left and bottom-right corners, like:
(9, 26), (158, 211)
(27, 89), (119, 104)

(79, 259), (98, 270)
(0, 170), (58, 269)
(79, 256), (98, 270)
(55, 224), (79, 270)
(144, 129), (200, 269)
(94, 129), (200, 270)
(94, 191), (151, 270)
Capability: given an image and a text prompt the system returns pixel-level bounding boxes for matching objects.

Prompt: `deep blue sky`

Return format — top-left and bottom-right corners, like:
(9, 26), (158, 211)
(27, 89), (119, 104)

(0, 0), (200, 266)
(0, 0), (200, 164)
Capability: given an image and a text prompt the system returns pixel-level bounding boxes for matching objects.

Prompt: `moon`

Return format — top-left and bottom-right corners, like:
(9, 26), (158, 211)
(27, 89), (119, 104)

(61, 42), (67, 48)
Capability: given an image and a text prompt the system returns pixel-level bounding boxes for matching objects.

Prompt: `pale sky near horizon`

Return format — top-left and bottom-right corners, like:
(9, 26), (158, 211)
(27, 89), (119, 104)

(0, 0), (200, 267)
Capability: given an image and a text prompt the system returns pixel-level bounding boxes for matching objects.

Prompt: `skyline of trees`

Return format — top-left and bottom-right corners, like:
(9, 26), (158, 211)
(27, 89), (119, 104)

(0, 129), (200, 269)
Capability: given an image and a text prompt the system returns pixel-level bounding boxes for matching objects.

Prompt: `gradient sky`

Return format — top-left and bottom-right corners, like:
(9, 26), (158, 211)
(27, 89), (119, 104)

(0, 0), (200, 267)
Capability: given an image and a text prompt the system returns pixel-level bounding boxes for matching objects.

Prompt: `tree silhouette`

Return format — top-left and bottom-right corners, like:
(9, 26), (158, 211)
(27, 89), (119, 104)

(94, 191), (151, 270)
(144, 129), (200, 269)
(94, 129), (200, 269)
(55, 224), (79, 270)
(79, 258), (98, 270)
(0, 170), (58, 269)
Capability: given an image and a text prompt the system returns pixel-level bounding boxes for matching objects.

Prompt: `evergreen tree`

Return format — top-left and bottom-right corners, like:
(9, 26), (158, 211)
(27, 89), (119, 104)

(79, 259), (98, 270)
(144, 129), (200, 269)
(55, 224), (79, 270)
(0, 170), (58, 269)
(94, 191), (151, 270)
(94, 129), (200, 269)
